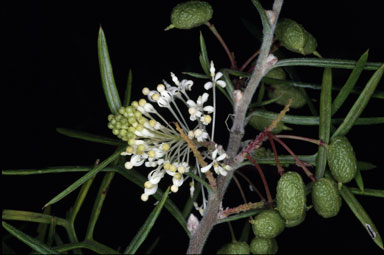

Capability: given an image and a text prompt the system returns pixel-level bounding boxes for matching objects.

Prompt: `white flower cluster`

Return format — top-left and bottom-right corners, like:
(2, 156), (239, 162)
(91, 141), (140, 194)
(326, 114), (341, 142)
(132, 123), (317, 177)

(107, 62), (232, 202)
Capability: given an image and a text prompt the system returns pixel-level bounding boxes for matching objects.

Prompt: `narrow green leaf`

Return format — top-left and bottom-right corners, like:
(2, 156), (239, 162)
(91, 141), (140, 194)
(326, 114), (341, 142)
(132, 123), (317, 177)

(182, 182), (201, 219)
(250, 0), (271, 32)
(124, 187), (170, 254)
(184, 171), (214, 193)
(182, 71), (210, 79)
(340, 185), (384, 250)
(2, 210), (67, 228)
(43, 147), (125, 208)
(332, 50), (368, 115)
(2, 221), (59, 254)
(36, 206), (51, 242)
(54, 240), (120, 254)
(85, 172), (115, 240)
(221, 70), (235, 105)
(332, 64), (384, 138)
(315, 68), (332, 179)
(199, 31), (210, 76)
(275, 58), (383, 70)
(57, 128), (125, 146)
(357, 161), (377, 171)
(116, 168), (189, 236)
(350, 188), (384, 198)
(248, 109), (384, 126)
(123, 69), (133, 106)
(354, 169), (364, 192)
(98, 27), (122, 113)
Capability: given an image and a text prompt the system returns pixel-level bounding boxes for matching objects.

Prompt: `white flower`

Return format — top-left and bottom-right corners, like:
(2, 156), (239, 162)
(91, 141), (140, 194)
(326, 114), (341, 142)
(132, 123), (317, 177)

(125, 154), (147, 169)
(200, 147), (230, 176)
(204, 62), (226, 90)
(194, 129), (209, 142)
(186, 93), (214, 121)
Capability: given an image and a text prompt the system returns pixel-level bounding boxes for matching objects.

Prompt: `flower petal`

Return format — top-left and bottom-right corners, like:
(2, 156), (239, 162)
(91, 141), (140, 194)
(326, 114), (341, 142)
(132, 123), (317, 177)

(216, 80), (227, 88)
(204, 81), (213, 90)
(201, 163), (213, 173)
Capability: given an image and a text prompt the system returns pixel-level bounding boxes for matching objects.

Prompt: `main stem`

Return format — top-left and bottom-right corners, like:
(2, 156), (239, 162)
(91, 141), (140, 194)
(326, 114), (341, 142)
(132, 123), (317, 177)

(186, 1), (284, 253)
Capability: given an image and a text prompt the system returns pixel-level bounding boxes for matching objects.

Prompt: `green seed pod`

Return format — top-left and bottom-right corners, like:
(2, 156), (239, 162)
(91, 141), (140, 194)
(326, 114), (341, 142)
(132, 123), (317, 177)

(285, 210), (306, 228)
(166, 1), (213, 30)
(265, 67), (286, 81)
(248, 114), (290, 134)
(217, 242), (250, 255)
(276, 171), (306, 221)
(249, 237), (278, 254)
(250, 209), (285, 239)
(275, 18), (317, 55)
(267, 84), (306, 109)
(327, 136), (357, 184)
(312, 178), (342, 218)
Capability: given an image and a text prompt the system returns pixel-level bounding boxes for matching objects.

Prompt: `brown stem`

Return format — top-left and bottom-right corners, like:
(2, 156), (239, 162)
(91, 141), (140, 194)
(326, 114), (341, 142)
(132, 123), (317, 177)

(270, 134), (316, 182)
(205, 22), (237, 69)
(235, 170), (265, 201)
(275, 134), (325, 146)
(245, 154), (274, 208)
(233, 175), (248, 204)
(240, 49), (260, 72)
(267, 133), (284, 176)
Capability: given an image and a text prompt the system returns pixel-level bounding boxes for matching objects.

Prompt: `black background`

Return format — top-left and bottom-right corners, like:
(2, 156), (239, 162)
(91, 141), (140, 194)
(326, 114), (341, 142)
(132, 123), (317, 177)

(3, 1), (384, 254)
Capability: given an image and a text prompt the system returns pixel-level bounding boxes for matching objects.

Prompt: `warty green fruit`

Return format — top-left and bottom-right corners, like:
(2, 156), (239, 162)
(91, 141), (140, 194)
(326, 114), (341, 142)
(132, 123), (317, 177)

(312, 178), (342, 218)
(327, 136), (357, 184)
(265, 67), (287, 82)
(267, 84), (306, 109)
(250, 209), (285, 239)
(217, 241), (250, 254)
(275, 18), (318, 55)
(166, 1), (213, 30)
(276, 171), (306, 221)
(249, 237), (278, 254)
(248, 114), (290, 134)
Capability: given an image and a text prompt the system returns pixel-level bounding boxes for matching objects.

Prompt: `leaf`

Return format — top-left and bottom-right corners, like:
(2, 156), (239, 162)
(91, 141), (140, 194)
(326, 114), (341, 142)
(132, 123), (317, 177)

(2, 221), (59, 254)
(182, 71), (210, 79)
(350, 188), (384, 198)
(315, 68), (332, 179)
(357, 161), (377, 171)
(250, 0), (271, 32)
(115, 168), (189, 236)
(199, 31), (210, 76)
(354, 169), (364, 192)
(332, 63), (384, 138)
(57, 128), (125, 146)
(275, 58), (383, 70)
(98, 27), (122, 114)
(340, 185), (384, 250)
(124, 187), (170, 254)
(2, 210), (67, 228)
(248, 110), (384, 126)
(332, 50), (368, 115)
(215, 209), (264, 225)
(43, 147), (125, 208)
(123, 69), (133, 106)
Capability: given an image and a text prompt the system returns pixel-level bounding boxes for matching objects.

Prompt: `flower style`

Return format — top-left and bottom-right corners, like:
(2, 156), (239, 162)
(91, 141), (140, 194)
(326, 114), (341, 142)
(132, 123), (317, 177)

(107, 66), (232, 203)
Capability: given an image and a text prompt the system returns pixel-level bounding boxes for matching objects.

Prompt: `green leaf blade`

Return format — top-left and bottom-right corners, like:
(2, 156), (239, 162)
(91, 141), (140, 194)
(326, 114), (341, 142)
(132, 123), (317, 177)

(124, 187), (170, 254)
(2, 221), (59, 254)
(56, 128), (125, 146)
(332, 50), (368, 115)
(98, 27), (122, 114)
(275, 58), (383, 70)
(340, 186), (384, 250)
(43, 147), (125, 208)
(332, 63), (384, 138)
(315, 67), (332, 179)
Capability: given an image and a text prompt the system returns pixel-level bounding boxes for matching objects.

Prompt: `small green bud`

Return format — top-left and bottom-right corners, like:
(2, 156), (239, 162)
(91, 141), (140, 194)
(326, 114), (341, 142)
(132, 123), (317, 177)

(217, 242), (250, 254)
(275, 18), (317, 55)
(249, 237), (278, 254)
(166, 1), (213, 30)
(327, 136), (357, 184)
(251, 209), (285, 239)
